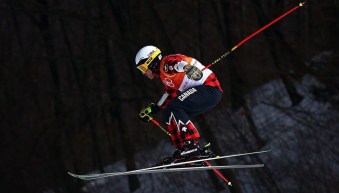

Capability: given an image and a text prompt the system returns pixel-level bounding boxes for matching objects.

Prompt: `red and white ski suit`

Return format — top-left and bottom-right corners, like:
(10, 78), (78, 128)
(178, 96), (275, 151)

(156, 54), (222, 147)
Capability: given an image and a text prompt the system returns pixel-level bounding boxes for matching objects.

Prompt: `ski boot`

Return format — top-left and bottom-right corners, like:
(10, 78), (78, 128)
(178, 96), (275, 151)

(155, 139), (209, 168)
(172, 139), (201, 164)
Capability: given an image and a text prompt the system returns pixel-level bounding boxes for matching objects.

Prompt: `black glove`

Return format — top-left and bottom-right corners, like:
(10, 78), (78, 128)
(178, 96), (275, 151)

(139, 103), (159, 122)
(184, 65), (203, 81)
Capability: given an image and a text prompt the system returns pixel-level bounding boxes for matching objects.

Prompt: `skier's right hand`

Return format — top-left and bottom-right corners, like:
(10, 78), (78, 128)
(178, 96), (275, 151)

(139, 103), (159, 122)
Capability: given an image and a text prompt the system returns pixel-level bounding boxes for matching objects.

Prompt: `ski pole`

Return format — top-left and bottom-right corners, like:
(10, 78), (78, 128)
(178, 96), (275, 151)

(149, 117), (232, 186)
(150, 118), (171, 136)
(204, 160), (232, 186)
(204, 2), (306, 70)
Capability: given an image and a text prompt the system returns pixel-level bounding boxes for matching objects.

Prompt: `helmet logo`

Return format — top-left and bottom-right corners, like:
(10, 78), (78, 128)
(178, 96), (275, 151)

(163, 78), (174, 87)
(147, 50), (155, 57)
(145, 56), (153, 65)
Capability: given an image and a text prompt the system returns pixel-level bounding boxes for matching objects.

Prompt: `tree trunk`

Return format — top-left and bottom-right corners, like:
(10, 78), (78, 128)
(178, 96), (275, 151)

(196, 115), (244, 193)
(251, 0), (303, 106)
(97, 0), (140, 191)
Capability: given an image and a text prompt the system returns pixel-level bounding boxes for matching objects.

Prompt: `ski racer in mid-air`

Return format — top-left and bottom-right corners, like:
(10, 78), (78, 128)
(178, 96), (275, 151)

(136, 45), (223, 164)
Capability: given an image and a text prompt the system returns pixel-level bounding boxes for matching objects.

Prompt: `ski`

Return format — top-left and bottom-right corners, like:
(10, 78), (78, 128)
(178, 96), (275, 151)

(68, 164), (264, 180)
(68, 149), (269, 180)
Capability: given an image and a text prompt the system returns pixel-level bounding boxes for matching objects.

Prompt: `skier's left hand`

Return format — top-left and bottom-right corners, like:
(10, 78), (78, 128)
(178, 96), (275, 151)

(139, 103), (159, 122)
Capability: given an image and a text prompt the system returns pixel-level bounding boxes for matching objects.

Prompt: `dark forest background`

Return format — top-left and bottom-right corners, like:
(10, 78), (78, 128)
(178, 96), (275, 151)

(1, 0), (338, 193)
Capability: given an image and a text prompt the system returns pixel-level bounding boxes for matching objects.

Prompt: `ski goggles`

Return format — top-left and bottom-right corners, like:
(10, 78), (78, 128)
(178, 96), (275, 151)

(136, 49), (161, 74)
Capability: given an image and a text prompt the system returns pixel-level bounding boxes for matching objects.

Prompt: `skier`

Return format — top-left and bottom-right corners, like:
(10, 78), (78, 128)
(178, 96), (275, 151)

(135, 45), (223, 163)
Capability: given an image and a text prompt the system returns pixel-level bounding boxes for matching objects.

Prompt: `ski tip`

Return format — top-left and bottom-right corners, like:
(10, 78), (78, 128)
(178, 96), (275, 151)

(67, 172), (76, 176)
(67, 172), (88, 180)
(67, 172), (81, 178)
